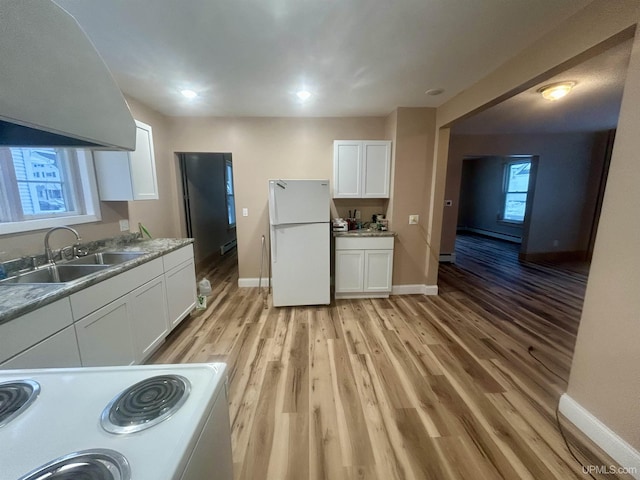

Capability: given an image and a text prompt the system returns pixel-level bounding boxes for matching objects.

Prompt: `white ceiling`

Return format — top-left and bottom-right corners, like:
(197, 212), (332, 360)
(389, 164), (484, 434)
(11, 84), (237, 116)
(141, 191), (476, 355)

(452, 38), (632, 134)
(54, 0), (593, 119)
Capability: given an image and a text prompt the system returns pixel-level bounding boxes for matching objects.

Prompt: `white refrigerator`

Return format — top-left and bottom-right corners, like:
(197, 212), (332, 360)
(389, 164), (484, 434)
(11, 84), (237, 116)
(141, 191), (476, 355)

(268, 179), (330, 307)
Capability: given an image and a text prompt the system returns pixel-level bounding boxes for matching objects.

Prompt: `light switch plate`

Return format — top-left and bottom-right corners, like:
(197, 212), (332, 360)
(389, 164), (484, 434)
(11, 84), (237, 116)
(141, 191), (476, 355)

(119, 219), (130, 232)
(409, 215), (419, 224)
(242, 208), (249, 217)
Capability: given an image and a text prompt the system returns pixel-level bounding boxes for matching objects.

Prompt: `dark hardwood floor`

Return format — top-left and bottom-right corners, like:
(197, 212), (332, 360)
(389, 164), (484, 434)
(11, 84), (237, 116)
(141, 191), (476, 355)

(150, 235), (631, 479)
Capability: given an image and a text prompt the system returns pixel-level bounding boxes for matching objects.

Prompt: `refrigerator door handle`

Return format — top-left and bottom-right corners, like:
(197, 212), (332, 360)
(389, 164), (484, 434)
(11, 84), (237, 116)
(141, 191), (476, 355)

(272, 230), (277, 263)
(269, 182), (278, 225)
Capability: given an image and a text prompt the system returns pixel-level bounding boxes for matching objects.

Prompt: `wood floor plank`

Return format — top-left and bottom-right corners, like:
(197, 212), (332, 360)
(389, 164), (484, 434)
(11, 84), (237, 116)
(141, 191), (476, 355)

(151, 236), (632, 480)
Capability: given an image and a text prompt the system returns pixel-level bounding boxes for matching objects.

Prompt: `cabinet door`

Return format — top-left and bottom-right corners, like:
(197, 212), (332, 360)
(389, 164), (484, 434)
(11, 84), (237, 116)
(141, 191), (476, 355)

(335, 249), (365, 293)
(333, 141), (362, 198)
(0, 326), (81, 369)
(362, 141), (391, 198)
(130, 120), (159, 200)
(129, 276), (168, 362)
(75, 299), (136, 366)
(165, 259), (197, 330)
(364, 249), (393, 292)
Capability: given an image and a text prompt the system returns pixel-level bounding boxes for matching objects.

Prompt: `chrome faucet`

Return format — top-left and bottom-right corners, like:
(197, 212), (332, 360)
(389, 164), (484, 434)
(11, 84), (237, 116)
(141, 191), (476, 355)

(44, 226), (81, 264)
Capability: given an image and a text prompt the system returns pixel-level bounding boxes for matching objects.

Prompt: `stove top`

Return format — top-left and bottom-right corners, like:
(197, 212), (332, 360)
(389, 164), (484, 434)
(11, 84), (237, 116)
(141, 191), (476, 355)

(101, 374), (191, 434)
(0, 379), (40, 427)
(0, 364), (226, 480)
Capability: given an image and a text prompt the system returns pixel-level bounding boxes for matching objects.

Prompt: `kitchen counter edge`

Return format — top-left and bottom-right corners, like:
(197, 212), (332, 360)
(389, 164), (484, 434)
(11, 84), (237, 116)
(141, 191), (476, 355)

(333, 230), (397, 237)
(0, 238), (194, 325)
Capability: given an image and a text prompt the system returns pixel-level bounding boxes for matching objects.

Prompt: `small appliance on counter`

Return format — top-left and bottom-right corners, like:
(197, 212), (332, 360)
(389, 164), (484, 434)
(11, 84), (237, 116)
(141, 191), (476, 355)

(0, 363), (233, 480)
(332, 218), (348, 232)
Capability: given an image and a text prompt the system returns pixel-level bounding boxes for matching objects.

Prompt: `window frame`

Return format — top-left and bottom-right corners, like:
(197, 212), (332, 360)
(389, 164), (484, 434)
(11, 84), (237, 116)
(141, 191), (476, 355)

(225, 159), (236, 229)
(0, 149), (101, 235)
(501, 159), (531, 224)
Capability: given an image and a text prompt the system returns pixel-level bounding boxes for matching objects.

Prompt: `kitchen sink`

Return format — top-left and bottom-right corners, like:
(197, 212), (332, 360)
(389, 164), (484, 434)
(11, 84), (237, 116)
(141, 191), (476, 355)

(66, 251), (147, 265)
(0, 264), (111, 284)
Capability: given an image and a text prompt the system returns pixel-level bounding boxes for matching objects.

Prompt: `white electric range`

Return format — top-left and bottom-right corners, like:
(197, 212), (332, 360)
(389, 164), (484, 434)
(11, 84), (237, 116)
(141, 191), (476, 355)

(0, 363), (233, 480)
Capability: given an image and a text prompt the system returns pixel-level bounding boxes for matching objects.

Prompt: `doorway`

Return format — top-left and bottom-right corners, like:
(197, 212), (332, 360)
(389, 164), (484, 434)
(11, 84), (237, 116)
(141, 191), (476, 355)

(179, 152), (237, 269)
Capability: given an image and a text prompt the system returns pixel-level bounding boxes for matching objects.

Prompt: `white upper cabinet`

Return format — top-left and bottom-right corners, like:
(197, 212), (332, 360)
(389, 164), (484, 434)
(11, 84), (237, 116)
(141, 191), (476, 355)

(333, 140), (391, 198)
(94, 120), (159, 201)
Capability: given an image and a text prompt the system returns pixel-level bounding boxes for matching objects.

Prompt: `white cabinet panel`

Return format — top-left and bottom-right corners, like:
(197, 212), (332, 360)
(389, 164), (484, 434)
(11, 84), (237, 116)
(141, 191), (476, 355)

(364, 250), (393, 292)
(165, 258), (197, 330)
(335, 236), (394, 298)
(1, 326), (81, 369)
(335, 250), (365, 293)
(129, 276), (168, 362)
(333, 140), (391, 198)
(362, 141), (391, 198)
(0, 298), (73, 363)
(75, 299), (136, 367)
(94, 119), (159, 201)
(333, 141), (362, 198)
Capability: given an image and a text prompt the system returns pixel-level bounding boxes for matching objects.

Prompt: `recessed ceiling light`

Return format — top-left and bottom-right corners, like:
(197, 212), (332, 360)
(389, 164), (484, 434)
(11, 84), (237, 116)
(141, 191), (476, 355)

(296, 90), (311, 101)
(425, 88), (444, 96)
(538, 82), (576, 101)
(180, 89), (198, 99)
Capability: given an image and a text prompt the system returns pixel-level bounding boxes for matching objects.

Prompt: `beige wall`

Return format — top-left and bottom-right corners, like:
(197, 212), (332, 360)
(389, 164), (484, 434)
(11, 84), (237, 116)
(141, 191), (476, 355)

(387, 108), (436, 285)
(168, 117), (386, 279)
(567, 16), (640, 451)
(125, 96), (182, 239)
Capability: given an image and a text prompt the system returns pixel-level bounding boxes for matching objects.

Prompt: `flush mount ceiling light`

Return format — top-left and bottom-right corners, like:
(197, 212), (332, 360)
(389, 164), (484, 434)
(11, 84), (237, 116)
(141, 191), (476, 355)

(425, 88), (444, 96)
(180, 89), (198, 99)
(296, 90), (311, 101)
(537, 81), (576, 101)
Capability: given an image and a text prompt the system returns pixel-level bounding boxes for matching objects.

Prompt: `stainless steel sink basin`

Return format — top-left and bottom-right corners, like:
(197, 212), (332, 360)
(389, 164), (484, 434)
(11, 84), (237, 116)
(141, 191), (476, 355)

(66, 251), (146, 265)
(0, 264), (111, 284)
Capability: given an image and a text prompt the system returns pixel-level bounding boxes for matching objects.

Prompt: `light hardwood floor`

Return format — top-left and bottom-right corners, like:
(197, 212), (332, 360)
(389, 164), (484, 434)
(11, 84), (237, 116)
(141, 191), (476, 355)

(151, 234), (631, 479)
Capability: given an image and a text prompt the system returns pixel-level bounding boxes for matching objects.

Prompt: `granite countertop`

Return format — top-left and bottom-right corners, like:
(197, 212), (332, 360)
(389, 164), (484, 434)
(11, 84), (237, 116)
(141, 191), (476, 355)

(0, 237), (194, 325)
(333, 230), (397, 237)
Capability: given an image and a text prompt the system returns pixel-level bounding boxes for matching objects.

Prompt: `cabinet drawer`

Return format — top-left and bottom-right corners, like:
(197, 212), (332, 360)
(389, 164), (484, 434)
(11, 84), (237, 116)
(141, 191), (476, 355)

(335, 236), (394, 250)
(1, 325), (81, 369)
(0, 298), (73, 364)
(70, 257), (163, 319)
(163, 244), (194, 271)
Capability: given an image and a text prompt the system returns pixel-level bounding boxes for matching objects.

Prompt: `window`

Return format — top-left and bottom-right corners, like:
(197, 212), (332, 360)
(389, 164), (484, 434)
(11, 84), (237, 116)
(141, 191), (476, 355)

(0, 147), (101, 235)
(225, 160), (236, 228)
(502, 159), (531, 223)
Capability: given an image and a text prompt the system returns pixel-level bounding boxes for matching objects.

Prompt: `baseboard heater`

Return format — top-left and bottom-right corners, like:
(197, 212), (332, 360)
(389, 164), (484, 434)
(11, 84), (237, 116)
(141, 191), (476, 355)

(220, 239), (237, 255)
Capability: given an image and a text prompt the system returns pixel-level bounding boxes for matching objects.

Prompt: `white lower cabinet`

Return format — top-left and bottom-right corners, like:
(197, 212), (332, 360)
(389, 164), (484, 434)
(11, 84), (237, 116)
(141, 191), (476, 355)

(129, 276), (168, 362)
(3, 242), (197, 369)
(0, 325), (81, 369)
(335, 236), (394, 298)
(163, 246), (196, 330)
(75, 299), (136, 367)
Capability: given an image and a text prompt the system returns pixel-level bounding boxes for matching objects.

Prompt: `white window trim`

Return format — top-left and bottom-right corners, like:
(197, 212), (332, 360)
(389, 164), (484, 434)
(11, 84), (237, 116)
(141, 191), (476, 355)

(0, 150), (102, 235)
(501, 158), (531, 225)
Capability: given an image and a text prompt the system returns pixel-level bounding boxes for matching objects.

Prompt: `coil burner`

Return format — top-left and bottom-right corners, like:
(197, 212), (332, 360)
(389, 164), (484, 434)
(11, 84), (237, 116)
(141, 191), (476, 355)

(0, 380), (40, 427)
(100, 375), (190, 434)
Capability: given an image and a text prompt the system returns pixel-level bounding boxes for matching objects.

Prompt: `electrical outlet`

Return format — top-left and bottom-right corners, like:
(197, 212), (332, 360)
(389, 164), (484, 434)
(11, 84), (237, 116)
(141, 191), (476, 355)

(409, 214), (419, 225)
(119, 219), (130, 232)
(242, 208), (249, 217)
(553, 239), (559, 247)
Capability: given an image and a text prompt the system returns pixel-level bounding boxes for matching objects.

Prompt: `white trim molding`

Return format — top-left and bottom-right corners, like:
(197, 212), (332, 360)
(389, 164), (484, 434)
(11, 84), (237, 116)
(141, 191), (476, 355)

(559, 394), (640, 478)
(238, 278), (271, 288)
(391, 284), (438, 295)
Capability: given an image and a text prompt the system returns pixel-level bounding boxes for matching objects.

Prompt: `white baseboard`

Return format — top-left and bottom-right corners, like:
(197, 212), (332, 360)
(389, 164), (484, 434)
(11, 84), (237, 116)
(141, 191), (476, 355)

(459, 227), (522, 244)
(559, 394), (640, 478)
(391, 284), (438, 295)
(439, 253), (456, 263)
(238, 277), (271, 288)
